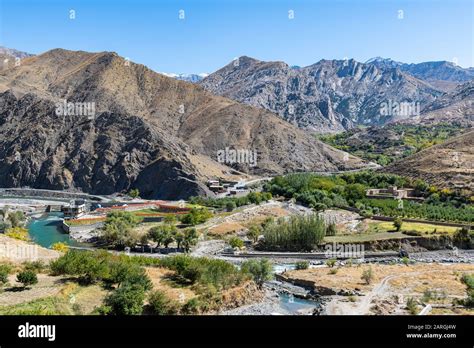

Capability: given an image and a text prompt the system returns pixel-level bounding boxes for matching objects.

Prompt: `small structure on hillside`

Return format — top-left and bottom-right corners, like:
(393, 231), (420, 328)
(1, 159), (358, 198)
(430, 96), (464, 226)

(61, 200), (88, 219)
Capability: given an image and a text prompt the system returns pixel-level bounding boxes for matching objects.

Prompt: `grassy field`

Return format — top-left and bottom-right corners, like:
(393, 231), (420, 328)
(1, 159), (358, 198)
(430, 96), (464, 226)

(324, 220), (460, 243)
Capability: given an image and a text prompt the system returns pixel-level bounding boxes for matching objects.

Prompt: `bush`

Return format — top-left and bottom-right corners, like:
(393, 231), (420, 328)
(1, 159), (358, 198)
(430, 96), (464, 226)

(0, 264), (12, 285)
(23, 261), (46, 273)
(246, 225), (261, 243)
(148, 290), (180, 315)
(295, 261), (309, 270)
(393, 218), (403, 231)
(181, 208), (212, 226)
(326, 259), (336, 268)
(16, 270), (38, 288)
(228, 237), (244, 249)
(361, 266), (373, 285)
(159, 255), (247, 291)
(225, 201), (236, 212)
(329, 268), (338, 275)
(406, 297), (418, 315)
(325, 223), (337, 236)
(241, 259), (273, 288)
(51, 242), (69, 252)
(5, 227), (30, 241)
(104, 284), (145, 315)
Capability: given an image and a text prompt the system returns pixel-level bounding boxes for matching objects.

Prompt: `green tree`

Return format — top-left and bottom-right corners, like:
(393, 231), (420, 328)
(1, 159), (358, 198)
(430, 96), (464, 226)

(225, 201), (236, 212)
(246, 225), (261, 243)
(148, 290), (180, 315)
(241, 259), (273, 289)
(182, 228), (199, 252)
(361, 266), (373, 285)
(101, 211), (143, 248)
(104, 284), (145, 315)
(0, 264), (12, 285)
(16, 270), (38, 288)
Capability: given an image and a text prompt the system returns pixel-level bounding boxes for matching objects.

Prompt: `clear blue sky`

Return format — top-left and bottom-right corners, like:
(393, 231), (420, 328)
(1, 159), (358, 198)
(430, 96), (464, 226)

(0, 0), (472, 73)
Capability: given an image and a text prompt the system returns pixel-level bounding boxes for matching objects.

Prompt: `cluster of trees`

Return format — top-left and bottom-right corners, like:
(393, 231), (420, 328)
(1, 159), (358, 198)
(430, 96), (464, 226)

(147, 225), (198, 252)
(263, 172), (473, 223)
(258, 215), (327, 252)
(100, 211), (143, 249)
(0, 263), (39, 290)
(50, 250), (153, 315)
(360, 199), (474, 223)
(180, 207), (212, 226)
(188, 192), (272, 210)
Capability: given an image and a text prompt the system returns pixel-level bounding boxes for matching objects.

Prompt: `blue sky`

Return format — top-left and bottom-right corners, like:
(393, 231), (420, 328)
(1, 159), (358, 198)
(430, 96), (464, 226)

(0, 0), (472, 74)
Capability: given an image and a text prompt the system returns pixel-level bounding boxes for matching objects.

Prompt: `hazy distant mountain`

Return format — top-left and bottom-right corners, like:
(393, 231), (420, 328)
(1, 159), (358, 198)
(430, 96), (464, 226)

(0, 46), (33, 59)
(160, 72), (208, 83)
(201, 56), (441, 133)
(0, 49), (366, 198)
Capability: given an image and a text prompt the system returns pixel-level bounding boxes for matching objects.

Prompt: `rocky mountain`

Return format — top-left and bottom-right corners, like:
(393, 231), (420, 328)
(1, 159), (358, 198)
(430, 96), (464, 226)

(383, 130), (474, 193)
(366, 57), (474, 91)
(0, 49), (367, 199)
(200, 56), (441, 133)
(398, 80), (474, 126)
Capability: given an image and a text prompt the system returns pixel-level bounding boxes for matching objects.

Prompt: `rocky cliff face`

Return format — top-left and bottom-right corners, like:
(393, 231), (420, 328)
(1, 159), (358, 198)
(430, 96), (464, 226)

(200, 56), (442, 133)
(0, 91), (210, 199)
(0, 49), (368, 198)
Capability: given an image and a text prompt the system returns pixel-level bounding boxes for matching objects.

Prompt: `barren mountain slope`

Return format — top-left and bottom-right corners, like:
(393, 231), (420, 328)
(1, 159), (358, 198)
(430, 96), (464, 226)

(383, 130), (474, 192)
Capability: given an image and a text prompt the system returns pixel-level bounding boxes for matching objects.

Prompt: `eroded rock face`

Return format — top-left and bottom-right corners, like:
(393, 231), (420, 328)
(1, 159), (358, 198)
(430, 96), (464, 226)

(0, 91), (207, 199)
(200, 56), (442, 133)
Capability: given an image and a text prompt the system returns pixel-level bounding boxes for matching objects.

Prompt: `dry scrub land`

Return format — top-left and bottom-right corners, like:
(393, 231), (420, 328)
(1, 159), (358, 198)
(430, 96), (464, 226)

(280, 263), (474, 315)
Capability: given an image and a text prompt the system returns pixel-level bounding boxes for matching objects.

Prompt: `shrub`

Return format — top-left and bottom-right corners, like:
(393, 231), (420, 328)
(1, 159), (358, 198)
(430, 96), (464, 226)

(148, 290), (180, 315)
(246, 225), (261, 243)
(295, 261), (309, 270)
(325, 223), (337, 236)
(104, 284), (145, 315)
(406, 297), (418, 315)
(51, 242), (69, 253)
(326, 259), (337, 268)
(0, 264), (12, 285)
(225, 201), (236, 212)
(229, 237), (244, 249)
(361, 266), (373, 285)
(16, 270), (38, 288)
(181, 208), (212, 226)
(23, 261), (46, 273)
(329, 268), (338, 275)
(241, 259), (273, 289)
(393, 218), (403, 231)
(5, 227), (30, 241)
